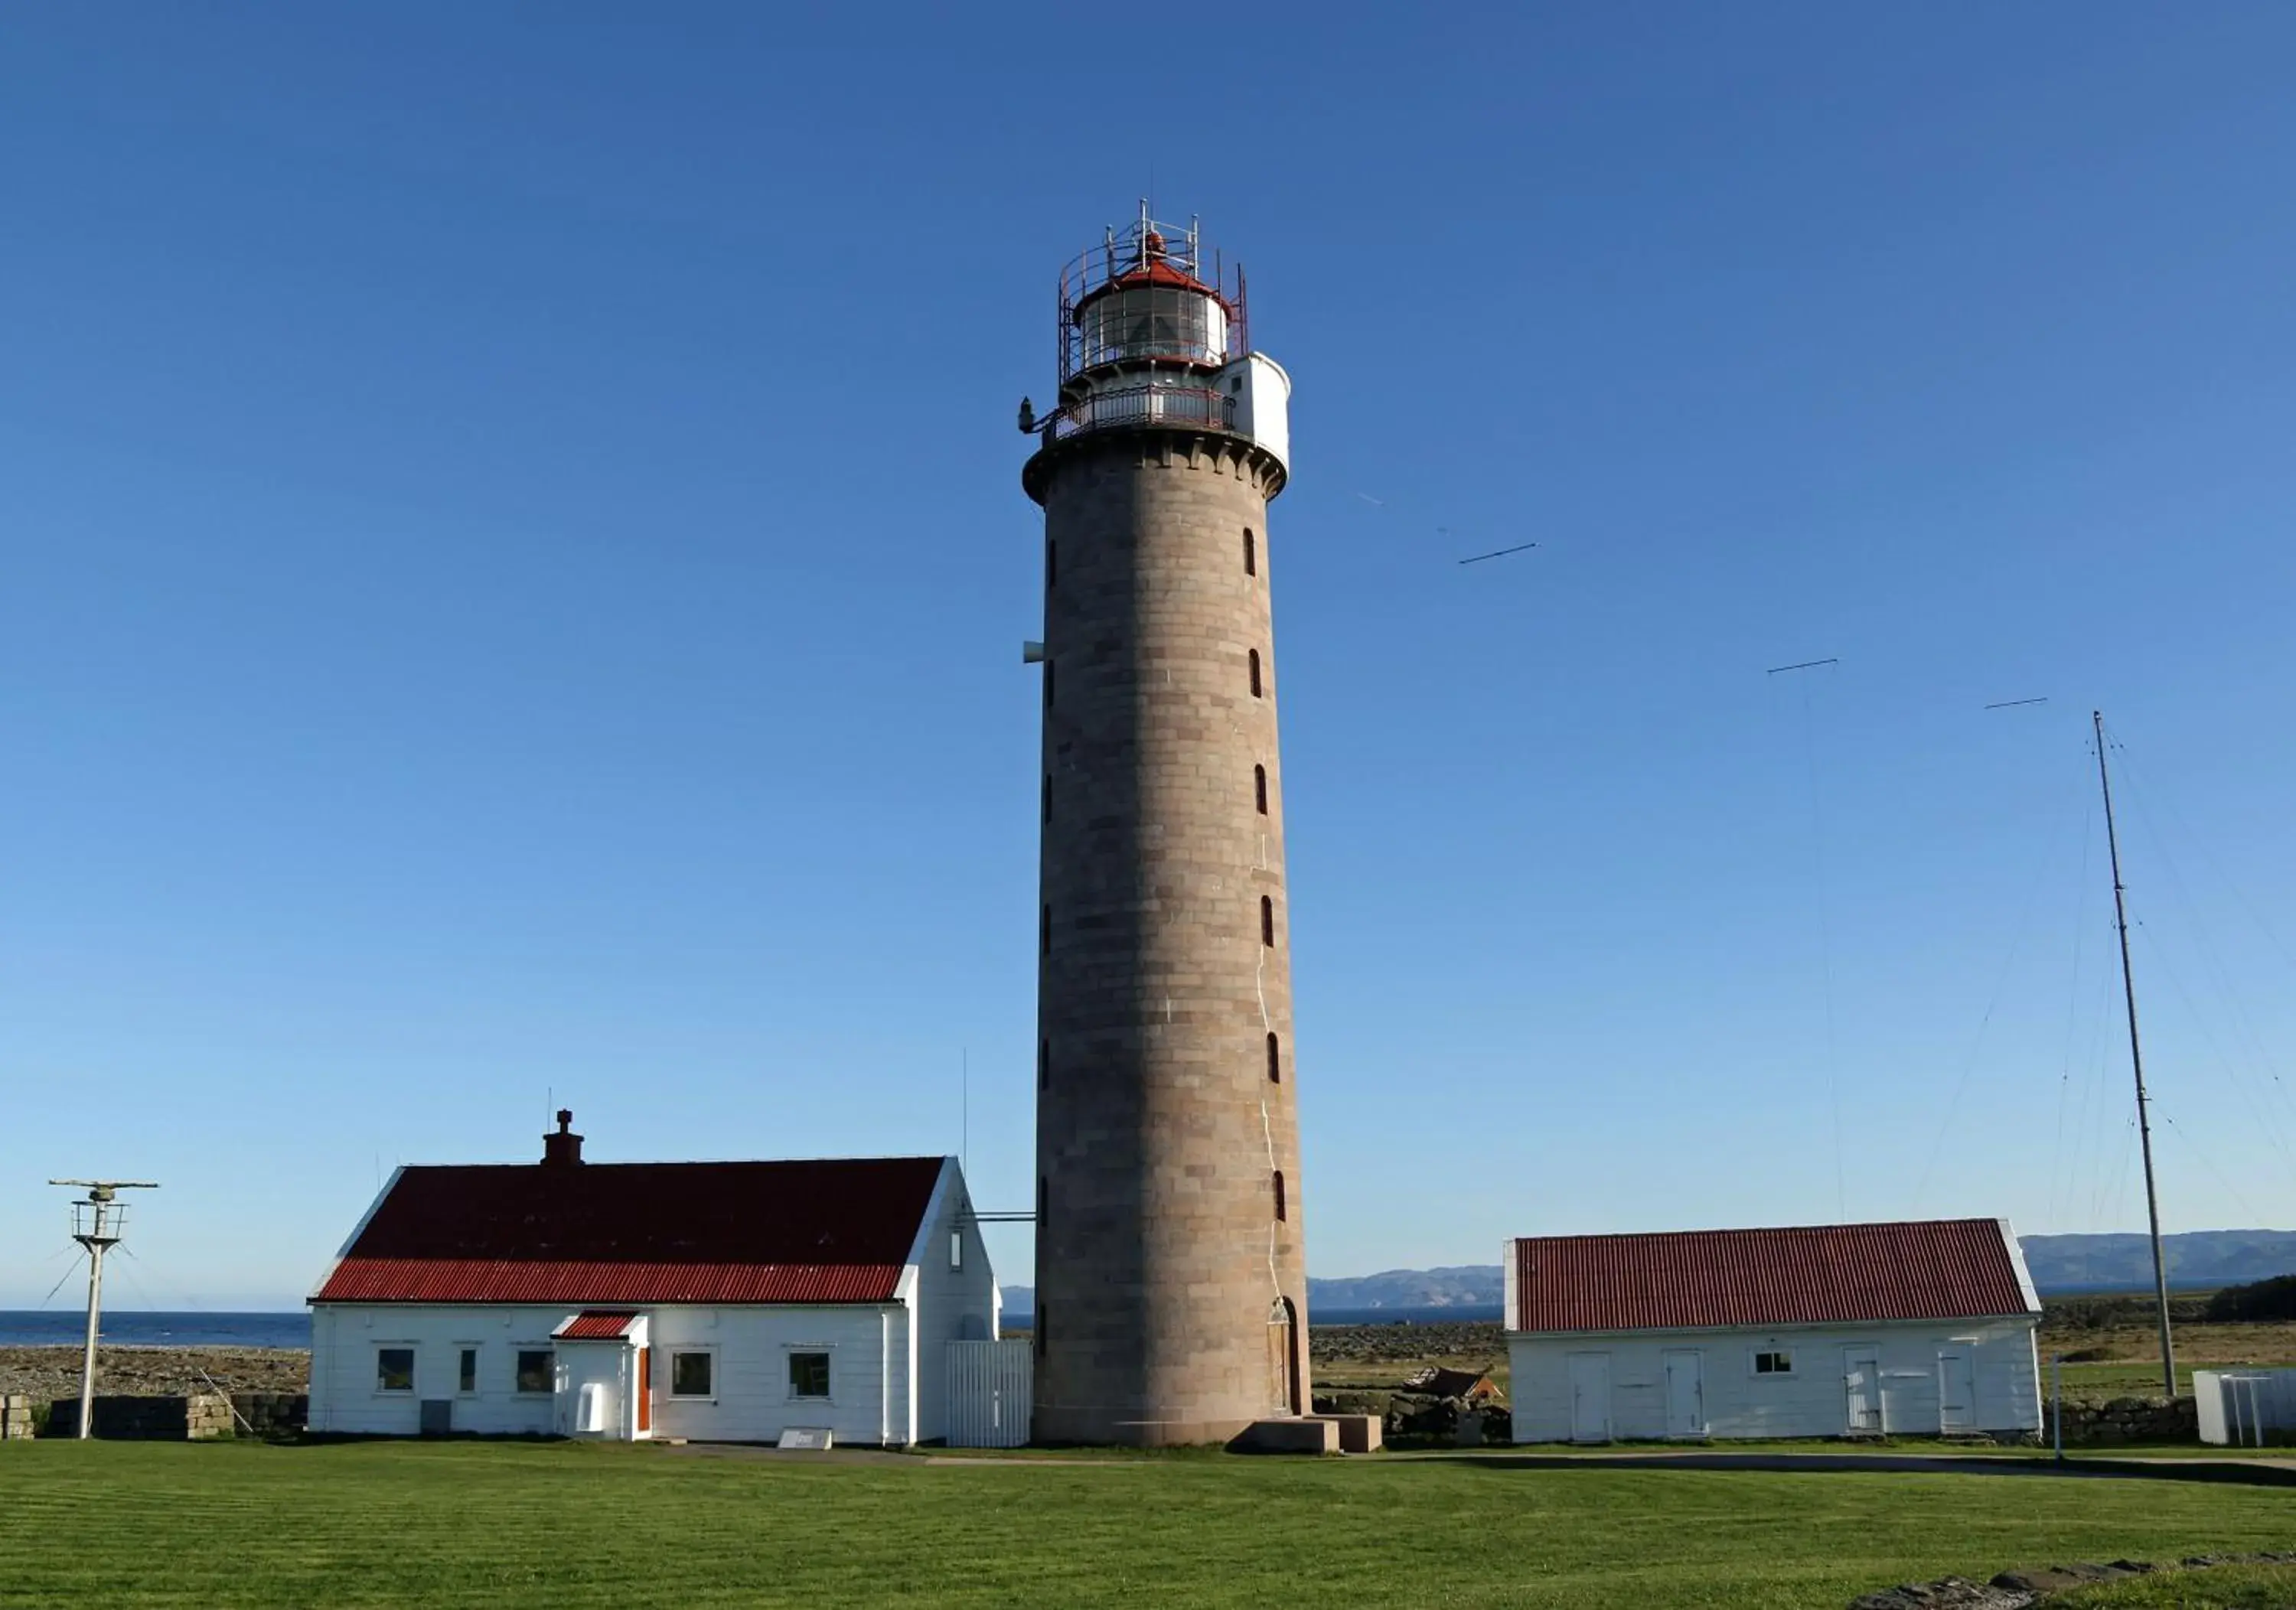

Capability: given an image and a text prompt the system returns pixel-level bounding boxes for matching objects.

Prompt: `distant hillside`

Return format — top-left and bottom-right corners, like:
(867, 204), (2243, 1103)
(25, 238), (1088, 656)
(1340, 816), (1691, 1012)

(2020, 1230), (2296, 1292)
(1001, 1230), (2296, 1318)
(1303, 1266), (1504, 1310)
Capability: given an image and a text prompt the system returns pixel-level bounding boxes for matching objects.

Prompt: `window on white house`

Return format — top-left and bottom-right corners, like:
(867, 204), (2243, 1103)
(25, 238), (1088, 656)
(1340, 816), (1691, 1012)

(670, 1351), (714, 1398)
(514, 1350), (553, 1394)
(1753, 1350), (1794, 1376)
(788, 1351), (831, 1400)
(950, 1229), (964, 1271)
(376, 1348), (414, 1393)
(458, 1348), (478, 1395)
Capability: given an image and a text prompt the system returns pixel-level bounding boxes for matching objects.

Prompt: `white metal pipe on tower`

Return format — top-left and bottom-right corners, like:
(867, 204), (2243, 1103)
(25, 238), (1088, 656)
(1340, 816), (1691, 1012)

(77, 1238), (106, 1440)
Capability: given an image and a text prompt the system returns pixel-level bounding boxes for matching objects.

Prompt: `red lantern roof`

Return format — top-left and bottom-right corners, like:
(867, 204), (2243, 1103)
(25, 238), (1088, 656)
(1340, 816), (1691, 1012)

(1074, 230), (1221, 308)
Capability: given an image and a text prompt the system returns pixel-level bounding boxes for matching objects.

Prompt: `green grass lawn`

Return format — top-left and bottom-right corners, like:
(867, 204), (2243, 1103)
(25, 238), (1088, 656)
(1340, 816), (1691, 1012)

(2055, 1359), (2285, 1400)
(4, 1441), (2294, 1608)
(1494, 1438), (2294, 1459)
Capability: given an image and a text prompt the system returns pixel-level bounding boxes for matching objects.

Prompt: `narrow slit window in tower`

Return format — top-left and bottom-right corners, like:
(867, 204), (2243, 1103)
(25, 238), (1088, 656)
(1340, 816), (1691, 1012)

(1042, 774), (1052, 823)
(1047, 538), (1057, 588)
(1260, 895), (1274, 947)
(1045, 660), (1055, 708)
(1248, 649), (1262, 698)
(1041, 904), (1051, 955)
(1273, 1169), (1287, 1222)
(1244, 527), (1256, 576)
(1266, 1032), (1280, 1084)
(1254, 764), (1267, 815)
(1039, 1039), (1049, 1091)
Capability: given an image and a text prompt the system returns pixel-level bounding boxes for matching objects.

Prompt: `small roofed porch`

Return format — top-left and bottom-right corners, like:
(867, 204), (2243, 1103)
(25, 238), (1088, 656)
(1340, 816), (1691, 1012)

(550, 1310), (652, 1440)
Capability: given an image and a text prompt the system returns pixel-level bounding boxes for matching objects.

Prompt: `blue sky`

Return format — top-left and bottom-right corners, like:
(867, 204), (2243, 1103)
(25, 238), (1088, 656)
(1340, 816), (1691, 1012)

(5, 5), (2294, 1308)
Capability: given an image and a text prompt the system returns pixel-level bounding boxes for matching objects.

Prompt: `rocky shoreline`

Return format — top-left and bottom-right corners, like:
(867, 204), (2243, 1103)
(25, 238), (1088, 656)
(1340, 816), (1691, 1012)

(0, 1330), (1429, 1409)
(0, 1346), (308, 1406)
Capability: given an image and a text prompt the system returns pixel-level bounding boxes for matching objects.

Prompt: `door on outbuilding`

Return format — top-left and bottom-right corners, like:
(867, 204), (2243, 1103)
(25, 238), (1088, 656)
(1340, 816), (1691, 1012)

(1568, 1352), (1612, 1442)
(1843, 1348), (1881, 1432)
(1938, 1350), (1976, 1432)
(1662, 1349), (1704, 1437)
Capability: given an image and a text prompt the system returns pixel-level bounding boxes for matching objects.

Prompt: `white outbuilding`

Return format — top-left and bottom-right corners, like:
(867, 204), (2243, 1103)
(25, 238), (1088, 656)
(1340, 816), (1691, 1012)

(308, 1113), (1026, 1446)
(1504, 1218), (2043, 1442)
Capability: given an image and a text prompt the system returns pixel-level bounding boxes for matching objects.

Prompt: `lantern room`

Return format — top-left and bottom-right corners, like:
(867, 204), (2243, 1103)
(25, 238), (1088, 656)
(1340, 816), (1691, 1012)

(1029, 202), (1291, 482)
(1065, 220), (1235, 376)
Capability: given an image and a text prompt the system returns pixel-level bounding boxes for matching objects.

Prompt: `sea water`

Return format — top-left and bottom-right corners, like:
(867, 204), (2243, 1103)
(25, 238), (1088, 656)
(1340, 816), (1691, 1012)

(0, 1312), (311, 1349)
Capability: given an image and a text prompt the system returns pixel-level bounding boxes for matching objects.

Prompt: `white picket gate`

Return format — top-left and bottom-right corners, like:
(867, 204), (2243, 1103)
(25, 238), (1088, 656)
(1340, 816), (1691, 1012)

(945, 1339), (1032, 1448)
(2196, 1368), (2296, 1445)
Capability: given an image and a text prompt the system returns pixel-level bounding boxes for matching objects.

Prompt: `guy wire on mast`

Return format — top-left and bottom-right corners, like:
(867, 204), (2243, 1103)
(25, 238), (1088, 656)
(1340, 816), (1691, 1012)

(1768, 655), (1846, 1220)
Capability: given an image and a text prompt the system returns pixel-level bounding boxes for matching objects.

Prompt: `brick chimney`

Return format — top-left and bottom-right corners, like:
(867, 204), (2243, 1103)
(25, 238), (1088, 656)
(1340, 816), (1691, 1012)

(543, 1109), (582, 1168)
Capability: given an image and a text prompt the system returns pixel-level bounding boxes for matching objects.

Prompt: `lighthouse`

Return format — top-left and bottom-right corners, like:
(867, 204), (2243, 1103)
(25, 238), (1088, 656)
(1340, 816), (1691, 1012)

(1022, 206), (1306, 1445)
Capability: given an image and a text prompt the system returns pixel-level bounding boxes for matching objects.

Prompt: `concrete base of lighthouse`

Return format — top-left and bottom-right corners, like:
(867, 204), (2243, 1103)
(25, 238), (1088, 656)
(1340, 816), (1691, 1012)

(1034, 1410), (1259, 1449)
(1228, 1415), (1384, 1454)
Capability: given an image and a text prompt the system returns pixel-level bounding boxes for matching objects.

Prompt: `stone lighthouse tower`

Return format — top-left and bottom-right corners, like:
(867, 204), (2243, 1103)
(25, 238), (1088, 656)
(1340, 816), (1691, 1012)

(1022, 207), (1306, 1445)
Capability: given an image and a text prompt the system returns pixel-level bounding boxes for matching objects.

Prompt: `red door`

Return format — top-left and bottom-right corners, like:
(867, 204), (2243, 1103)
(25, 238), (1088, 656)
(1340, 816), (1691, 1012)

(638, 1348), (652, 1433)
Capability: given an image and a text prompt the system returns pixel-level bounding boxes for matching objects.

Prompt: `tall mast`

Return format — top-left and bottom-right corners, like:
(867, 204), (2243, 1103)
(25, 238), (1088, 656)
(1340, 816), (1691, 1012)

(47, 1179), (160, 1439)
(2092, 711), (2175, 1397)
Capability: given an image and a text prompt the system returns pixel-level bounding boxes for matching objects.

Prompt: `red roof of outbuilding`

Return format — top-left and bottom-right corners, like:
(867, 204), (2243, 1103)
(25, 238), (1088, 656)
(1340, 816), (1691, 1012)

(1510, 1218), (2037, 1335)
(314, 1156), (946, 1307)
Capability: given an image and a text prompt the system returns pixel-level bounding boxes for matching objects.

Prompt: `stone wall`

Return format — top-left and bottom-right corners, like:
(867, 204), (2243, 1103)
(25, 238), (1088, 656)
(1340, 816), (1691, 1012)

(231, 1392), (308, 1436)
(2044, 1395), (2197, 1444)
(46, 1394), (209, 1439)
(1, 1393), (37, 1439)
(35, 1390), (306, 1439)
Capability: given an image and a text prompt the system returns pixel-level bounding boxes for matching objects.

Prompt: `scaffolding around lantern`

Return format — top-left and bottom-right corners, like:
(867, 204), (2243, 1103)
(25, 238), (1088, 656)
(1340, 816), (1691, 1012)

(1055, 205), (1250, 383)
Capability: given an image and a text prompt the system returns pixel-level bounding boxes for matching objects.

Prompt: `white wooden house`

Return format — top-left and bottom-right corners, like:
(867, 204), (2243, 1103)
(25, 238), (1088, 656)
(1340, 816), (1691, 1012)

(1504, 1218), (2043, 1442)
(308, 1113), (1023, 1445)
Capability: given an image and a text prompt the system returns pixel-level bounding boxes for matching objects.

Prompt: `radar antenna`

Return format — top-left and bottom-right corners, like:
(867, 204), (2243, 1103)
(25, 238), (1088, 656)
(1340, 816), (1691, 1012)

(47, 1179), (160, 1439)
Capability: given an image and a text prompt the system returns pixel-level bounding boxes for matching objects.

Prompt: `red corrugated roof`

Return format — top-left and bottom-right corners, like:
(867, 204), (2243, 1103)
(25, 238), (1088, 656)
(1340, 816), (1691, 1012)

(553, 1310), (642, 1340)
(1511, 1219), (2034, 1334)
(314, 1156), (944, 1306)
